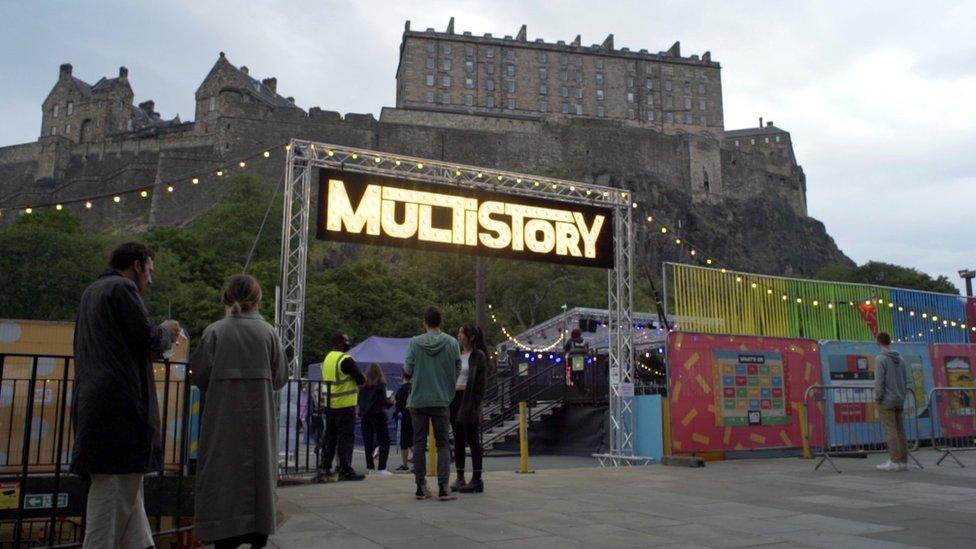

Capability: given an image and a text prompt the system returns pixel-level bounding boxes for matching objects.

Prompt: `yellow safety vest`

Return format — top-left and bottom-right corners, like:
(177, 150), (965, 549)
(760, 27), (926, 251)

(321, 351), (358, 409)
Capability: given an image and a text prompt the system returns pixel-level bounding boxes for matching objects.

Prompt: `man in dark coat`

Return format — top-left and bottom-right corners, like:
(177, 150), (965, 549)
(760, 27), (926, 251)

(72, 241), (180, 548)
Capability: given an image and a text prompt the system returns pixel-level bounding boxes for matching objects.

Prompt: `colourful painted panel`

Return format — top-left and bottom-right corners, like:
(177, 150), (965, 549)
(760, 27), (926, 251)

(891, 289), (968, 344)
(667, 263), (967, 345)
(667, 332), (822, 454)
(929, 344), (976, 439)
(818, 341), (935, 444)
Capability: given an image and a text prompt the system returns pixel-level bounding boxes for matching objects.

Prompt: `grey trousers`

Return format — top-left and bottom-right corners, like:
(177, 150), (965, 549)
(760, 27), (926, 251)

(410, 407), (450, 486)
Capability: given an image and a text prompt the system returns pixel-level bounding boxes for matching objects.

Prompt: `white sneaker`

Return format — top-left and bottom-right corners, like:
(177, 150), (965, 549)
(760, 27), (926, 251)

(895, 462), (909, 471)
(876, 460), (899, 471)
(375, 469), (394, 476)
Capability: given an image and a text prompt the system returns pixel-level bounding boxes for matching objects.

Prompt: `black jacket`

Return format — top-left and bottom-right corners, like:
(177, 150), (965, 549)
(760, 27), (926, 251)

(70, 270), (174, 476)
(358, 382), (392, 418)
(457, 349), (488, 424)
(394, 382), (412, 415)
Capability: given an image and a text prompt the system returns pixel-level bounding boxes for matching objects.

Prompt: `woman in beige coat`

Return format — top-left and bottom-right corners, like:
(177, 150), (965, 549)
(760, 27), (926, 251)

(191, 275), (286, 548)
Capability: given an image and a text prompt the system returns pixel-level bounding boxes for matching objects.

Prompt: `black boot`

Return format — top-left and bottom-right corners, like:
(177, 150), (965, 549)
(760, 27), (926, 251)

(450, 471), (466, 492)
(459, 472), (483, 493)
(415, 481), (432, 500)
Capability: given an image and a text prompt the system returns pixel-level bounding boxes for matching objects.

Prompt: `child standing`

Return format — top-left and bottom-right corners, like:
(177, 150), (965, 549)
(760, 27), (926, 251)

(394, 373), (413, 472)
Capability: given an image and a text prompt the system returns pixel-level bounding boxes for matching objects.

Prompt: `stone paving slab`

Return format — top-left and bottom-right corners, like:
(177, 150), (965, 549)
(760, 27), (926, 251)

(268, 449), (976, 548)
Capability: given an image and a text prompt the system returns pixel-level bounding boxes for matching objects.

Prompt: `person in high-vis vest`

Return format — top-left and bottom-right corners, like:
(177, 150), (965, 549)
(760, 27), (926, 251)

(317, 332), (366, 482)
(564, 328), (590, 393)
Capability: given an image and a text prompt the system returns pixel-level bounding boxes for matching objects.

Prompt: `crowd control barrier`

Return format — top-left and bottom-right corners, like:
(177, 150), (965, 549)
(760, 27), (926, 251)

(928, 387), (976, 467)
(803, 384), (922, 472)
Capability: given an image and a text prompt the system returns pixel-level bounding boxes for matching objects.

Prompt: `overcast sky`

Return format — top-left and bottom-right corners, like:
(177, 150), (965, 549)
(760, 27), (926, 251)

(2, 1), (974, 291)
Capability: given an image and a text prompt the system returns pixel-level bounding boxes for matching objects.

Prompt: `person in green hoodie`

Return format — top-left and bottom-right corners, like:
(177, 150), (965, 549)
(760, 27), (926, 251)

(404, 306), (461, 501)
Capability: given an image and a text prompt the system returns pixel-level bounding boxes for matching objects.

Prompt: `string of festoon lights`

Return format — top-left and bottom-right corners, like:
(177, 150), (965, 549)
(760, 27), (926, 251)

(486, 303), (567, 353)
(625, 198), (971, 343)
(0, 142), (290, 218)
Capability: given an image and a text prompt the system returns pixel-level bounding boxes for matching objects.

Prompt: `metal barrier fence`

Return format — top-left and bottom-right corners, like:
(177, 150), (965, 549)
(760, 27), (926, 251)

(927, 387), (976, 467)
(0, 353), (195, 547)
(803, 384), (923, 472)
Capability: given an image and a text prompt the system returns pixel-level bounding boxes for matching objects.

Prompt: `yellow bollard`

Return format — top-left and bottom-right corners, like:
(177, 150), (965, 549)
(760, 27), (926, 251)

(796, 402), (812, 459)
(428, 422), (437, 477)
(517, 401), (534, 474)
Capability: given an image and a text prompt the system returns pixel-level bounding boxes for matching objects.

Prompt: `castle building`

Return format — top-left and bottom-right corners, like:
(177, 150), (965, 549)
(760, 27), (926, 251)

(0, 19), (838, 274)
(396, 20), (723, 136)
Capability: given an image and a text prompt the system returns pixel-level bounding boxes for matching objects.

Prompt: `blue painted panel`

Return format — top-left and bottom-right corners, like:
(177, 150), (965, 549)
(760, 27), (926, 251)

(890, 289), (968, 344)
(635, 394), (663, 460)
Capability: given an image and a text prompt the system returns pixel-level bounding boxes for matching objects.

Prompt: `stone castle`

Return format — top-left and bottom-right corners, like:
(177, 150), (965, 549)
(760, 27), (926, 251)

(0, 19), (847, 275)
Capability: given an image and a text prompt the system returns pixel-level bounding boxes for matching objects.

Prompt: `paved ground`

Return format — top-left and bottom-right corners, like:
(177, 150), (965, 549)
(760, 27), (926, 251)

(270, 449), (976, 548)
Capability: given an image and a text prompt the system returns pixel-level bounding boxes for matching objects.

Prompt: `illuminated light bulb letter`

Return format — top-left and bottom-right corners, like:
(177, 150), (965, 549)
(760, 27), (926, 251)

(380, 198), (418, 239)
(478, 201), (511, 249)
(524, 219), (556, 254)
(573, 212), (605, 259)
(555, 222), (583, 257)
(505, 204), (528, 251)
(326, 179), (381, 235)
(417, 204), (452, 243)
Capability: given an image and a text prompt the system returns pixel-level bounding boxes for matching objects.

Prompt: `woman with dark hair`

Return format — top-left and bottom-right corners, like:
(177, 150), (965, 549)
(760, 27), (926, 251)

(191, 274), (286, 549)
(359, 363), (394, 475)
(450, 324), (488, 493)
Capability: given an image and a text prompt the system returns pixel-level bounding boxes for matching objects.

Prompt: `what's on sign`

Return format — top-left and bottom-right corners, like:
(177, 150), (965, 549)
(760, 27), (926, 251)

(317, 170), (615, 268)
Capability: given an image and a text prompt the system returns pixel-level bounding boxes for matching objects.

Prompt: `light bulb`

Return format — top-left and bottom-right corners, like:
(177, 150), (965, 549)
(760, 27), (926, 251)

(113, 196), (121, 203)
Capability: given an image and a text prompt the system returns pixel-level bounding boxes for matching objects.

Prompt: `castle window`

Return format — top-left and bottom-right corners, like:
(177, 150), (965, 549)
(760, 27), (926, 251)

(576, 88), (583, 99)
(441, 44), (452, 55)
(596, 58), (604, 69)
(560, 55), (568, 67)
(464, 94), (473, 106)
(684, 97), (692, 110)
(539, 84), (548, 95)
(627, 61), (636, 72)
(486, 63), (495, 75)
(734, 139), (739, 147)
(426, 74), (435, 86)
(539, 99), (549, 112)
(684, 113), (692, 124)
(665, 96), (673, 108)
(596, 89), (605, 101)
(538, 51), (547, 64)
(465, 61), (474, 73)
(487, 96), (495, 108)
(442, 75), (452, 87)
(486, 79), (494, 91)
(127, 119), (133, 131)
(506, 80), (516, 93)
(627, 109), (636, 120)
(700, 115), (707, 125)
(699, 98), (706, 110)
(595, 73), (604, 86)
(560, 86), (568, 98)
(575, 71), (583, 84)
(560, 69), (568, 82)
(506, 64), (515, 77)
(575, 103), (583, 115)
(507, 98), (516, 109)
(441, 59), (452, 71)
(665, 80), (672, 91)
(65, 123), (71, 134)
(51, 126), (57, 135)
(465, 44), (474, 57)
(504, 49), (515, 60)
(440, 92), (451, 105)
(665, 112), (674, 123)
(426, 57), (435, 70)
(644, 110), (654, 121)
(627, 92), (635, 103)
(776, 135), (782, 142)
(699, 83), (706, 95)
(465, 77), (474, 89)
(426, 42), (436, 54)
(597, 106), (605, 118)
(539, 67), (548, 80)
(646, 95), (653, 107)
(575, 57), (583, 67)
(764, 137), (770, 143)
(645, 78), (654, 90)
(52, 104), (59, 118)
(67, 102), (73, 115)
(663, 66), (674, 76)
(426, 91), (435, 103)
(626, 76), (635, 88)
(486, 47), (495, 59)
(750, 138), (756, 145)
(684, 81), (691, 93)
(562, 102), (570, 114)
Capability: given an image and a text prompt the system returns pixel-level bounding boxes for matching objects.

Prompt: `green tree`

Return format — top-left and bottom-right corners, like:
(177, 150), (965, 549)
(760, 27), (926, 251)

(816, 261), (959, 295)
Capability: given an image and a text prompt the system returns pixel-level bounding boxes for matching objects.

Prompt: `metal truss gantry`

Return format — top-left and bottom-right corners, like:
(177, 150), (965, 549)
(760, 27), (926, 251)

(277, 138), (644, 464)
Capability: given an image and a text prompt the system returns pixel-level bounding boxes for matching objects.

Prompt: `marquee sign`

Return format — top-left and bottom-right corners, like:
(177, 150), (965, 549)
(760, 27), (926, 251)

(317, 169), (614, 268)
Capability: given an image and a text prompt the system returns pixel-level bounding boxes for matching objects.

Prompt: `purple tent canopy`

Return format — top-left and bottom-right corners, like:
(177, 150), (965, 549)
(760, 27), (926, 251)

(306, 336), (411, 381)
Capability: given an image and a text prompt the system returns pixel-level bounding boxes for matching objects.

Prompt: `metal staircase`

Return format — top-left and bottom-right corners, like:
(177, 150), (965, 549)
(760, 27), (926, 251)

(480, 361), (567, 453)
